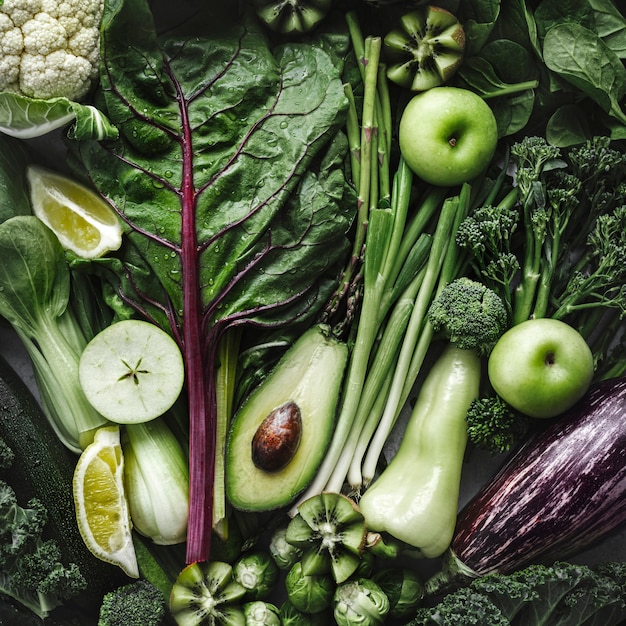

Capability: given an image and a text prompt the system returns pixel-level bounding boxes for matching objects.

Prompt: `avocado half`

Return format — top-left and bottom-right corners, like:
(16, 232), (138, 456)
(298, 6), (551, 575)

(225, 324), (348, 512)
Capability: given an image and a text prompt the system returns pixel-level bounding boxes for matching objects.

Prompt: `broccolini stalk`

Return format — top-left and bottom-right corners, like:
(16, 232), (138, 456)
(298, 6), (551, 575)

(509, 137), (563, 324)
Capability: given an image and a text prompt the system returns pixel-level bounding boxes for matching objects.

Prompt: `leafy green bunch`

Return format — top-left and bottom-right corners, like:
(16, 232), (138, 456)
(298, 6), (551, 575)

(0, 439), (87, 619)
(409, 560), (626, 625)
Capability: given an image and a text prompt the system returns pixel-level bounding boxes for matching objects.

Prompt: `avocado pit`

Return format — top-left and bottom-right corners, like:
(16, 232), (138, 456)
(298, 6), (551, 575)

(251, 400), (303, 472)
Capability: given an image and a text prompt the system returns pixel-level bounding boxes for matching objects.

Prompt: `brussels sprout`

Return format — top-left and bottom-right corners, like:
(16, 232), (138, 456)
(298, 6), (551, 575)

(233, 551), (280, 601)
(279, 600), (333, 625)
(372, 567), (423, 618)
(285, 561), (335, 614)
(243, 600), (281, 626)
(333, 578), (390, 626)
(269, 526), (302, 570)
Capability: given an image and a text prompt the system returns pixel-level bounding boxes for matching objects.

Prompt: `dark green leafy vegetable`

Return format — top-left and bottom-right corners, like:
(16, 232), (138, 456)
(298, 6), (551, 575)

(413, 561), (626, 626)
(72, 0), (353, 562)
(543, 22), (626, 129)
(0, 477), (88, 620)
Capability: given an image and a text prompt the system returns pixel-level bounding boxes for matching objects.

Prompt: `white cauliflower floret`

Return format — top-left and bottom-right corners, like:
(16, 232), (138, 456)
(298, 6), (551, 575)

(0, 0), (104, 101)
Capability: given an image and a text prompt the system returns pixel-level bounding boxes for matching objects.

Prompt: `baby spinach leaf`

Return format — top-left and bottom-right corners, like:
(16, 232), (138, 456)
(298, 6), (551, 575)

(589, 0), (626, 58)
(73, 0), (352, 562)
(543, 22), (626, 126)
(456, 0), (502, 55)
(455, 39), (538, 136)
(545, 103), (594, 146)
(534, 0), (595, 41)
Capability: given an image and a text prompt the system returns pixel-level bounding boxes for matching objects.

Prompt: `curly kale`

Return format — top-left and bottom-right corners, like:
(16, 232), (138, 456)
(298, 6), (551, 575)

(98, 579), (166, 626)
(465, 394), (530, 455)
(413, 561), (626, 626)
(0, 479), (86, 619)
(409, 585), (509, 625)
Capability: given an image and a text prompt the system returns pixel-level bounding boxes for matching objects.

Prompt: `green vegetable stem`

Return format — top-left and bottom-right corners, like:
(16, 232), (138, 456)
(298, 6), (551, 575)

(0, 216), (108, 452)
(122, 417), (190, 546)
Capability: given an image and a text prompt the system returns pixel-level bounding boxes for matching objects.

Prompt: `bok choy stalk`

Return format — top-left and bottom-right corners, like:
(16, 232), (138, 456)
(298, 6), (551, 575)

(122, 417), (189, 546)
(0, 215), (109, 452)
(71, 0), (354, 563)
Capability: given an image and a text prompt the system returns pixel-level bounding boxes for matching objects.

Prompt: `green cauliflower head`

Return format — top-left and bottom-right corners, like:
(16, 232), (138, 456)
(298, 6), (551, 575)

(0, 0), (104, 100)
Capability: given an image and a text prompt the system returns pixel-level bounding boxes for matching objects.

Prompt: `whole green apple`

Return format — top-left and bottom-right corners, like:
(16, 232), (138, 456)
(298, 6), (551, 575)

(487, 318), (594, 419)
(399, 86), (498, 186)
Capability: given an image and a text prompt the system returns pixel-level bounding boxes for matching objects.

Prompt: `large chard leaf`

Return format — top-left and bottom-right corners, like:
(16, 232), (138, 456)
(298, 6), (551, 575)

(73, 0), (352, 562)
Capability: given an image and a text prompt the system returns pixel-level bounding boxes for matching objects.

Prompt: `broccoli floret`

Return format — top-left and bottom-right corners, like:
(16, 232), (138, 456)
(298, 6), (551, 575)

(510, 136), (563, 181)
(465, 394), (530, 455)
(98, 579), (166, 626)
(427, 277), (508, 356)
(456, 201), (520, 321)
(0, 480), (87, 619)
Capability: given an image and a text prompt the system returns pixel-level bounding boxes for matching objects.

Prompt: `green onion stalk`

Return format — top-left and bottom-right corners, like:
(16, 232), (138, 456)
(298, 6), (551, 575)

(291, 13), (456, 509)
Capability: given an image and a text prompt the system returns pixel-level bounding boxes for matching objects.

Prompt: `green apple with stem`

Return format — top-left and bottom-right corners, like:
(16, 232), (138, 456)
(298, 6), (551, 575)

(399, 86), (498, 186)
(487, 318), (594, 419)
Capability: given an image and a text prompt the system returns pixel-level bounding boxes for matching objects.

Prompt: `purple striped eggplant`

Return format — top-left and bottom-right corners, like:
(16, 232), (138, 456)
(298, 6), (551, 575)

(426, 376), (626, 595)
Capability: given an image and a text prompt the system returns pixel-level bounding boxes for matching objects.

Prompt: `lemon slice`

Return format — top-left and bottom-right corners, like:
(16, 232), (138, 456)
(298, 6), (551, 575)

(27, 165), (123, 259)
(73, 425), (139, 577)
(79, 319), (185, 424)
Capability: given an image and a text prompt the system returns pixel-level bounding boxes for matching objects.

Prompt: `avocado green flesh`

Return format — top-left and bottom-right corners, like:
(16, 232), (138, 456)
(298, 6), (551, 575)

(226, 325), (348, 512)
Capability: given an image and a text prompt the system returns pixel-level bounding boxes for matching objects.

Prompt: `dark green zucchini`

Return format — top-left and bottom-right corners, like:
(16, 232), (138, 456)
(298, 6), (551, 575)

(0, 353), (128, 618)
